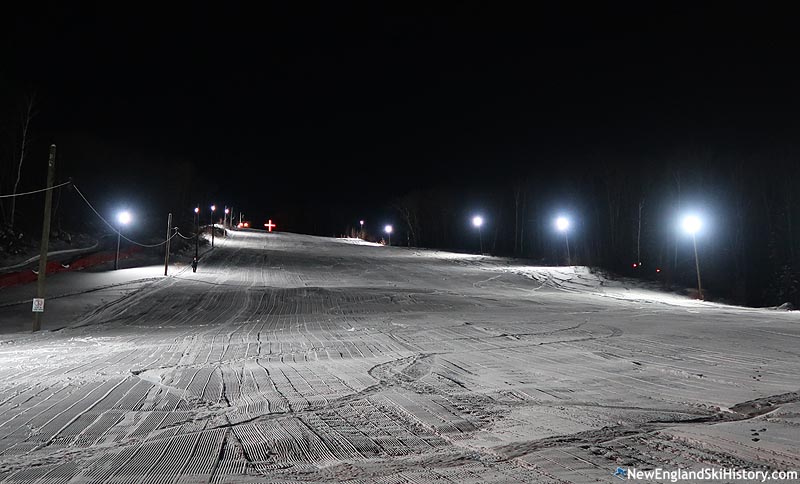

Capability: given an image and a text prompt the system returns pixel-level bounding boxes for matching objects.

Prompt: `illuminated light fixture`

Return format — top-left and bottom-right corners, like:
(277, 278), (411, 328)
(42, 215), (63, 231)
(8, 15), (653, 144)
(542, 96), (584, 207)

(555, 216), (570, 232)
(210, 205), (216, 248)
(194, 207), (199, 214)
(265, 219), (276, 232)
(681, 215), (702, 234)
(117, 211), (132, 225)
(472, 215), (483, 227)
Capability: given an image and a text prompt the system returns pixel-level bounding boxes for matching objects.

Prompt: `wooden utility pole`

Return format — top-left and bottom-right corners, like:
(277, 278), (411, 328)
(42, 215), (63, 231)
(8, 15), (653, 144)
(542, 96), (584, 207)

(164, 212), (172, 276)
(33, 144), (57, 332)
(637, 199), (644, 264)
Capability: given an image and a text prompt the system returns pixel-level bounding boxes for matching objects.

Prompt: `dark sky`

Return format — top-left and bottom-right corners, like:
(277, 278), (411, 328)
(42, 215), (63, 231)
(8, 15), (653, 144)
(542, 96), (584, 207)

(3, 2), (799, 232)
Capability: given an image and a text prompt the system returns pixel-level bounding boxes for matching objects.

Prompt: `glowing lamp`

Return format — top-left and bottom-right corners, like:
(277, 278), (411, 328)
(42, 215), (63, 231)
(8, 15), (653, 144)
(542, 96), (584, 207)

(384, 225), (393, 234)
(555, 216), (570, 232)
(682, 215), (701, 234)
(265, 220), (276, 232)
(472, 216), (484, 228)
(211, 205), (216, 212)
(117, 211), (132, 225)
(194, 207), (199, 214)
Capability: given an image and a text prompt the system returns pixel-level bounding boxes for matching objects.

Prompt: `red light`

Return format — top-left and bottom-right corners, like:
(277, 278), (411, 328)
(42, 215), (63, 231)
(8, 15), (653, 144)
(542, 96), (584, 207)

(243, 222), (249, 227)
(632, 263), (638, 268)
(656, 268), (661, 273)
(265, 219), (276, 232)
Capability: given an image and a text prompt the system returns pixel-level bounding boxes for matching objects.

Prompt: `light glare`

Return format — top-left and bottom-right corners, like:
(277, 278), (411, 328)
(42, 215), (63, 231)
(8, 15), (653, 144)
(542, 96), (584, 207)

(117, 211), (132, 225)
(682, 215), (702, 234)
(472, 216), (483, 228)
(555, 216), (570, 232)
(384, 225), (393, 234)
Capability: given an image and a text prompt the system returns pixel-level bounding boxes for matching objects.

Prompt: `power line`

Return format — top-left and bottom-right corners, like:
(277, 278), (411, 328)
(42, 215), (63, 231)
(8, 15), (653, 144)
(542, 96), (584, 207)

(0, 180), (72, 198)
(72, 184), (178, 248)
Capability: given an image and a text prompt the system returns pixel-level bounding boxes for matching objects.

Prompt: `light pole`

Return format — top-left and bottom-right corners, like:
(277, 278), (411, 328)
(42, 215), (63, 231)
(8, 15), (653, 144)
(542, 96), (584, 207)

(194, 206), (199, 259)
(681, 215), (703, 299)
(384, 225), (393, 246)
(224, 207), (230, 230)
(210, 204), (216, 248)
(472, 215), (484, 254)
(555, 216), (571, 265)
(359, 220), (364, 239)
(115, 211), (131, 270)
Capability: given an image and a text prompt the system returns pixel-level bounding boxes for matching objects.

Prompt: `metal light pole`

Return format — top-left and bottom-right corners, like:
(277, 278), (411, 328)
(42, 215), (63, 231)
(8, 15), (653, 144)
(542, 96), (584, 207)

(115, 211), (131, 270)
(691, 232), (703, 299)
(210, 204), (216, 248)
(472, 216), (484, 254)
(682, 215), (703, 299)
(194, 206), (199, 259)
(359, 220), (364, 239)
(385, 225), (393, 246)
(555, 216), (571, 265)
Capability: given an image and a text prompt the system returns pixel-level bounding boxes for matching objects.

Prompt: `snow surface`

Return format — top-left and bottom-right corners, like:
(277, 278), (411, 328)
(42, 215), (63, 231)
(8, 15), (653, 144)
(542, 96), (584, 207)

(0, 230), (798, 483)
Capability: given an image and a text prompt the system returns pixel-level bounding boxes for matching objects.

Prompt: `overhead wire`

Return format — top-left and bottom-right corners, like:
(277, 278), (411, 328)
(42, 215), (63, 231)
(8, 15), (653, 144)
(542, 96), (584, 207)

(0, 180), (72, 198)
(72, 184), (180, 248)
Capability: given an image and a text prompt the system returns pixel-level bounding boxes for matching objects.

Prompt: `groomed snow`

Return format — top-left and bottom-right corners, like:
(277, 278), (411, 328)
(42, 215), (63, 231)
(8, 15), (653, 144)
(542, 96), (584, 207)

(0, 230), (798, 483)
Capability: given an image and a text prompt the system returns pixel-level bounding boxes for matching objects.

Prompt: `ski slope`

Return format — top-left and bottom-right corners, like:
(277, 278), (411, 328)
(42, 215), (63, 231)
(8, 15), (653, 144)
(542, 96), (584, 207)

(0, 230), (798, 483)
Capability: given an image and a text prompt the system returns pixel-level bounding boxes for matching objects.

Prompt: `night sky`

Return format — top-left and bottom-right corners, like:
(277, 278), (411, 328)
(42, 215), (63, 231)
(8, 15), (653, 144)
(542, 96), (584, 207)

(3, 3), (799, 233)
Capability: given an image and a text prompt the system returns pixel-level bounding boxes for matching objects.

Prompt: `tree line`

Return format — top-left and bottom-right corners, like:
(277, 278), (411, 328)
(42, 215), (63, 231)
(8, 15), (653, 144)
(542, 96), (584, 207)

(390, 151), (800, 308)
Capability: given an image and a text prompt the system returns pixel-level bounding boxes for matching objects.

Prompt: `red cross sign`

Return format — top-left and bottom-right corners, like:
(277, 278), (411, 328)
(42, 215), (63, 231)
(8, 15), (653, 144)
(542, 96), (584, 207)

(264, 219), (276, 232)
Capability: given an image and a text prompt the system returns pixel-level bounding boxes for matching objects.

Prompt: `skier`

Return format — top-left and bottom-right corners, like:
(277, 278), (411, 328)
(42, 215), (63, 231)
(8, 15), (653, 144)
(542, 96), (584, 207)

(191, 257), (198, 273)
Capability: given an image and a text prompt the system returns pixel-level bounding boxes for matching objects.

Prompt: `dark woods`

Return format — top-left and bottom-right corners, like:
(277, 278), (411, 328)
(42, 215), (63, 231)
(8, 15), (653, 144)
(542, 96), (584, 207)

(3, 79), (798, 309)
(390, 152), (800, 309)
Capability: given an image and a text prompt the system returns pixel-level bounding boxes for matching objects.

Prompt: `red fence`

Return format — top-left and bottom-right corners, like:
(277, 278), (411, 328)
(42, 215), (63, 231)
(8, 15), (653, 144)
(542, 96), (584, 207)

(0, 247), (142, 288)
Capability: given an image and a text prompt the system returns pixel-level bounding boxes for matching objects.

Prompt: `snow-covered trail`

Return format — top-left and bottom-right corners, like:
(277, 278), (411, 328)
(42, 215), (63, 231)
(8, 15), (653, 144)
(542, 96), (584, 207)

(0, 230), (798, 483)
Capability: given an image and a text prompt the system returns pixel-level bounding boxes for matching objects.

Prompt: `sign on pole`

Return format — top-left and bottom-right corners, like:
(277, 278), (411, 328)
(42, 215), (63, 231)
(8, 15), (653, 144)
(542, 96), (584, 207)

(32, 298), (45, 313)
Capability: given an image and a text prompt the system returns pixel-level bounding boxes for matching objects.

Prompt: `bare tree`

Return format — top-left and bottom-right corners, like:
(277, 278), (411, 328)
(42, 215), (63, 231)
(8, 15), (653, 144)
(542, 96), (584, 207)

(394, 192), (421, 247)
(9, 94), (36, 229)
